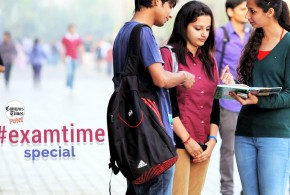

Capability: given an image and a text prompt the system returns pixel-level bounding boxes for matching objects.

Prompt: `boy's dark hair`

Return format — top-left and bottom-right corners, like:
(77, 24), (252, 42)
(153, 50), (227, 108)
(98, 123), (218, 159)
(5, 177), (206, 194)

(225, 0), (246, 20)
(34, 38), (39, 45)
(4, 31), (11, 37)
(135, 0), (177, 12)
(67, 23), (75, 29)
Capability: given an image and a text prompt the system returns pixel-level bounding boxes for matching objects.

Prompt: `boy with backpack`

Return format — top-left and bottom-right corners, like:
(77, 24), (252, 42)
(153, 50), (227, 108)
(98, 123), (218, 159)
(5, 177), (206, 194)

(111, 0), (195, 194)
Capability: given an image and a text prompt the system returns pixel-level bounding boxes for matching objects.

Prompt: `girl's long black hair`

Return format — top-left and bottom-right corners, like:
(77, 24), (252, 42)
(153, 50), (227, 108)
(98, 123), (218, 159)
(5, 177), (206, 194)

(167, 0), (216, 80)
(237, 0), (290, 85)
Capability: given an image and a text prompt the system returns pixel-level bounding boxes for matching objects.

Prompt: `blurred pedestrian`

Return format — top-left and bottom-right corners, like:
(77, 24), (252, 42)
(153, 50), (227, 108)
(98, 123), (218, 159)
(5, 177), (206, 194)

(82, 34), (94, 70)
(49, 40), (61, 65)
(105, 42), (113, 76)
(61, 24), (83, 92)
(29, 38), (47, 87)
(94, 40), (102, 72)
(0, 31), (17, 87)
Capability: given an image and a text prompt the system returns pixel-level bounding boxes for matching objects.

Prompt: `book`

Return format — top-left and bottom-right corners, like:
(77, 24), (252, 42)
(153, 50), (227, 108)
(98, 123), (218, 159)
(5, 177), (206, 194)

(214, 84), (282, 99)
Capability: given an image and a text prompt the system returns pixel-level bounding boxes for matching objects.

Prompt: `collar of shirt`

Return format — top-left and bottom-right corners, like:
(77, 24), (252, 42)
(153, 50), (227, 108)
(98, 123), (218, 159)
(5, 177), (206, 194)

(65, 32), (80, 41)
(186, 47), (202, 58)
(225, 21), (251, 35)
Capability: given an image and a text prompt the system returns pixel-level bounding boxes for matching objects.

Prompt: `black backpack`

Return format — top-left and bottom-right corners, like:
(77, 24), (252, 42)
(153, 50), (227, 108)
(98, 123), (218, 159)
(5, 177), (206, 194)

(107, 24), (178, 185)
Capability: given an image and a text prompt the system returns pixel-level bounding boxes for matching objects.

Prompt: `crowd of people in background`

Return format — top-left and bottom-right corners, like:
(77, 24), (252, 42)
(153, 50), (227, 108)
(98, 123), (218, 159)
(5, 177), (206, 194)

(0, 27), (114, 89)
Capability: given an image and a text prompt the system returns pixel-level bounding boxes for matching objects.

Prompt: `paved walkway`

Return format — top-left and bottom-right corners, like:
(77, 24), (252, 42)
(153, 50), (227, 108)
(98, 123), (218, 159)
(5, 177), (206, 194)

(0, 63), (243, 195)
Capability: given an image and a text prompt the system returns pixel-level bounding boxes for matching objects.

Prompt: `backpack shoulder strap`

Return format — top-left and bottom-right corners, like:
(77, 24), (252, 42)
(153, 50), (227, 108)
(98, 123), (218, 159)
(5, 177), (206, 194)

(113, 24), (150, 87)
(219, 26), (230, 73)
(162, 45), (178, 73)
(124, 23), (150, 74)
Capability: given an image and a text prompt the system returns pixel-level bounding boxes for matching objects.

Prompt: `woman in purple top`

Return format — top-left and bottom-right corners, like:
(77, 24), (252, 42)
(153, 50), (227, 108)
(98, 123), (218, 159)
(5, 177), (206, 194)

(29, 38), (47, 86)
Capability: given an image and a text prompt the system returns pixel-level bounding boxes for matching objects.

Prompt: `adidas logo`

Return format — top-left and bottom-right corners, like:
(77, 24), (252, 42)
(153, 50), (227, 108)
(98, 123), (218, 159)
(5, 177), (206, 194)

(137, 160), (148, 168)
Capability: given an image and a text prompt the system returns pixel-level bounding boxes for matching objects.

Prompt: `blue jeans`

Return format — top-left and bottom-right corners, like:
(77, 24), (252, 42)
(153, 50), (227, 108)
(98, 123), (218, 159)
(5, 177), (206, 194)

(235, 136), (290, 195)
(32, 64), (42, 84)
(66, 57), (78, 89)
(4, 63), (12, 85)
(126, 165), (175, 195)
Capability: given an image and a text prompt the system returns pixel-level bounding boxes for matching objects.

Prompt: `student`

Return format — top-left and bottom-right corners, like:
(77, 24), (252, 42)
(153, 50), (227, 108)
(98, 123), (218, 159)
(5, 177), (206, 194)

(0, 32), (17, 87)
(29, 38), (47, 86)
(229, 0), (290, 194)
(161, 1), (220, 194)
(214, 0), (250, 194)
(61, 24), (83, 92)
(112, 0), (195, 194)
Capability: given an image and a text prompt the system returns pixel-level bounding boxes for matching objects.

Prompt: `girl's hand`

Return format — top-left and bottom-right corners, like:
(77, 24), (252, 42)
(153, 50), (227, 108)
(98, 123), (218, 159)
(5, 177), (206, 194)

(184, 138), (203, 159)
(220, 65), (235, 85)
(192, 139), (215, 163)
(230, 92), (258, 105)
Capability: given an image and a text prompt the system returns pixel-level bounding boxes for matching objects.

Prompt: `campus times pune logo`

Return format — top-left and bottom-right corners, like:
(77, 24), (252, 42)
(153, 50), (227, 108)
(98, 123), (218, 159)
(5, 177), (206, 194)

(6, 100), (25, 124)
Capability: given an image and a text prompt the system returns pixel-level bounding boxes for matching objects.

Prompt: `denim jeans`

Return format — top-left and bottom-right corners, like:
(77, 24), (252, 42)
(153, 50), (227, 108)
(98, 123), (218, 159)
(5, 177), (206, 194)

(235, 136), (290, 195)
(4, 63), (12, 86)
(126, 165), (175, 195)
(32, 64), (42, 84)
(66, 57), (78, 89)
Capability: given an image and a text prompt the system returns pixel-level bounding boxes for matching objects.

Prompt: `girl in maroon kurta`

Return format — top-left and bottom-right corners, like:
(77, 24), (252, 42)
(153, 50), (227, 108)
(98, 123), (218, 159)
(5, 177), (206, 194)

(160, 1), (220, 194)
